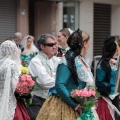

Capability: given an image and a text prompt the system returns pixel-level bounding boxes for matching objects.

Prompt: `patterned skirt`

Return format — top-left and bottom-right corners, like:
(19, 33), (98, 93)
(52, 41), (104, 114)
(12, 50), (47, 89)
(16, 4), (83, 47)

(36, 95), (79, 120)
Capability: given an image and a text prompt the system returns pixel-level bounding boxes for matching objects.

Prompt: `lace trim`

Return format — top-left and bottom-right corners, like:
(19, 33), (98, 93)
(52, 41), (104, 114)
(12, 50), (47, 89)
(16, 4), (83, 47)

(75, 57), (94, 85)
(59, 56), (67, 65)
(91, 106), (100, 120)
(59, 56), (94, 85)
(102, 96), (120, 119)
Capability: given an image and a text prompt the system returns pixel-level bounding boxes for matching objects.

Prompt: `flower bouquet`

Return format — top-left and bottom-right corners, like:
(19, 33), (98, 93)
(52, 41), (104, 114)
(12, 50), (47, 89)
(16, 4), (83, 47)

(71, 86), (100, 120)
(15, 66), (37, 106)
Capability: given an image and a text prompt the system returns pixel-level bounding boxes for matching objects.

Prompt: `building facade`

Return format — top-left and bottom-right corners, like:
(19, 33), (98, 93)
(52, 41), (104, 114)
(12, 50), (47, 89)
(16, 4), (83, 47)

(1, 0), (120, 64)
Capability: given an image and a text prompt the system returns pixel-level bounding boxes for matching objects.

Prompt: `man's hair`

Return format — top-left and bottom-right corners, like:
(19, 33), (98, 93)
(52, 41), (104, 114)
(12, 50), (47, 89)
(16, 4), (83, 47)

(14, 32), (22, 38)
(37, 34), (55, 50)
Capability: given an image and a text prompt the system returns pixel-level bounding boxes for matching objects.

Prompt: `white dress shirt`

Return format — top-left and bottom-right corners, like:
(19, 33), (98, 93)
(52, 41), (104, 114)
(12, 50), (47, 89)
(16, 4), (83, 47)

(28, 51), (59, 99)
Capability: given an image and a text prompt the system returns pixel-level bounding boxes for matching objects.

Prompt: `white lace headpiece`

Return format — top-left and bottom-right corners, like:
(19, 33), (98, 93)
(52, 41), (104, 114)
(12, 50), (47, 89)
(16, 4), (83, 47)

(68, 28), (74, 34)
(0, 40), (21, 120)
(21, 35), (39, 56)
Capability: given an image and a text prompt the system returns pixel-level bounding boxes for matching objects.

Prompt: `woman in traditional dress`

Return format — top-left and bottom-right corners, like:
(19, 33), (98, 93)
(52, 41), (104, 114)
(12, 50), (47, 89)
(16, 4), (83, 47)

(36, 29), (98, 120)
(0, 40), (30, 120)
(21, 35), (39, 66)
(96, 36), (120, 120)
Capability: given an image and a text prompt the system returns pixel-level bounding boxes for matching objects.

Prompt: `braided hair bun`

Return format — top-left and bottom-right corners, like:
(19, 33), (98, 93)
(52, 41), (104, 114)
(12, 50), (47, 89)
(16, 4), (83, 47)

(67, 28), (83, 56)
(102, 36), (117, 58)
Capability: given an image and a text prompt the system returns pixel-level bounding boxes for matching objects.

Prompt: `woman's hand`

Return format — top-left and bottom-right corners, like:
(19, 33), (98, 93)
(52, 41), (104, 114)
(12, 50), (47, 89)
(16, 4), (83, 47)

(109, 58), (117, 65)
(75, 104), (85, 115)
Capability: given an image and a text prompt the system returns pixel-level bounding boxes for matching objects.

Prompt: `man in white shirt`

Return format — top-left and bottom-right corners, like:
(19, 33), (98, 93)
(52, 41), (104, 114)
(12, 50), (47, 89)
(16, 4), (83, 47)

(28, 34), (59, 119)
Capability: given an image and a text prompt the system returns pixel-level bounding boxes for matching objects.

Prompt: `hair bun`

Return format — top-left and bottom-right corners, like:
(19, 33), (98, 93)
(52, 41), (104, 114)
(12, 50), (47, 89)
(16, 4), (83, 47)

(102, 36), (117, 58)
(67, 28), (82, 51)
(104, 36), (116, 52)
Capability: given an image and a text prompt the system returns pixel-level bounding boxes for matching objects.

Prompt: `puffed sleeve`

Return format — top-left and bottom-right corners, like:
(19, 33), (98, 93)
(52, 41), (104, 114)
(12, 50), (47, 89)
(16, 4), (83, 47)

(96, 68), (114, 96)
(55, 63), (77, 108)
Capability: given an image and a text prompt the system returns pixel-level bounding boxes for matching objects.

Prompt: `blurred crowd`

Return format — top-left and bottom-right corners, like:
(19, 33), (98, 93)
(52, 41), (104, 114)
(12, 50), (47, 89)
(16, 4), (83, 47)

(0, 28), (120, 120)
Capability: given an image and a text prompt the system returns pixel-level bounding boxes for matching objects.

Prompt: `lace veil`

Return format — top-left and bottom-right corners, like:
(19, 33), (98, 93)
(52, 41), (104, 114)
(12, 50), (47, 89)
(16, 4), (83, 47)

(21, 35), (39, 56)
(0, 40), (21, 120)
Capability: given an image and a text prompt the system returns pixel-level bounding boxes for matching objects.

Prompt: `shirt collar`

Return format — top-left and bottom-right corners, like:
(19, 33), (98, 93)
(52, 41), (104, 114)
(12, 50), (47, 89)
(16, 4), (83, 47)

(65, 47), (70, 51)
(39, 51), (53, 60)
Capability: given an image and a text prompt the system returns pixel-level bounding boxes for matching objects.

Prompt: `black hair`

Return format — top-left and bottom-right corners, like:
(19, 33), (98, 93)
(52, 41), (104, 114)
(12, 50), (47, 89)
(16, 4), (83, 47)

(100, 36), (116, 73)
(67, 29), (83, 55)
(100, 36), (119, 74)
(65, 29), (83, 86)
(102, 36), (116, 59)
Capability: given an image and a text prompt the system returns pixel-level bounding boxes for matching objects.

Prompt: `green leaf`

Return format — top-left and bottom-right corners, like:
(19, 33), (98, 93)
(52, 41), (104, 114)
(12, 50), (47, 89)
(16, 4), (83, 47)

(29, 98), (32, 105)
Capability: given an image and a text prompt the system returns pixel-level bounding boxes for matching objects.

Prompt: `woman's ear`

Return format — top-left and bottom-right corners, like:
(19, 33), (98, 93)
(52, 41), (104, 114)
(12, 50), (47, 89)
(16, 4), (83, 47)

(65, 37), (68, 43)
(83, 41), (87, 48)
(65, 36), (68, 40)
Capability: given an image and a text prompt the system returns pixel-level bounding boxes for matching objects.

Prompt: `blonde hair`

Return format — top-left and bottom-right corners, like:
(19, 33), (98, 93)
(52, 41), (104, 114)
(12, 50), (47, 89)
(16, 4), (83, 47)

(82, 31), (90, 42)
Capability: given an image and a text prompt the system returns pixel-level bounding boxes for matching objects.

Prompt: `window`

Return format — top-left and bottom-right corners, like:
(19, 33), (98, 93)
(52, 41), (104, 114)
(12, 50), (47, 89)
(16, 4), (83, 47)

(63, 2), (79, 30)
(94, 3), (111, 56)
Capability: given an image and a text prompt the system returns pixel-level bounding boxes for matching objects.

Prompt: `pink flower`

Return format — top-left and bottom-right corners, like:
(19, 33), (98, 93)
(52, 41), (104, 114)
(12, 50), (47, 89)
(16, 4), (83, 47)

(26, 74), (32, 81)
(71, 88), (96, 98)
(20, 75), (26, 81)
(71, 90), (80, 97)
(89, 89), (96, 96)
(22, 82), (28, 86)
(20, 87), (30, 94)
(16, 74), (35, 94)
(80, 89), (89, 97)
(30, 80), (35, 86)
(71, 90), (77, 97)
(71, 87), (100, 109)
(86, 90), (92, 97)
(77, 90), (83, 96)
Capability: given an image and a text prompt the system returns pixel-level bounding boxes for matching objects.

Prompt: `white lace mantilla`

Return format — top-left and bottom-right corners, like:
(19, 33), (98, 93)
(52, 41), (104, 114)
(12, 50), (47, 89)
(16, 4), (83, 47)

(0, 41), (21, 120)
(21, 35), (39, 56)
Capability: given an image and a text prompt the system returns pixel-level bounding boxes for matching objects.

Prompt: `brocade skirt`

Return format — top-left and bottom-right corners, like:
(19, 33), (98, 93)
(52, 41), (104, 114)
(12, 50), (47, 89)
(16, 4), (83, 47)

(36, 95), (79, 120)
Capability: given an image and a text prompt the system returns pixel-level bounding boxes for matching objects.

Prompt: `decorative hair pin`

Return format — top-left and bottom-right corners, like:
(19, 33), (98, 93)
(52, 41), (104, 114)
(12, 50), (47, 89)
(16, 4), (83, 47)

(79, 43), (82, 46)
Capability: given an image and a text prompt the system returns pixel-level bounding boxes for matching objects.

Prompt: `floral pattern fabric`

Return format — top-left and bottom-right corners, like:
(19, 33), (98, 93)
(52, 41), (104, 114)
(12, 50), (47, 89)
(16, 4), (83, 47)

(36, 95), (79, 120)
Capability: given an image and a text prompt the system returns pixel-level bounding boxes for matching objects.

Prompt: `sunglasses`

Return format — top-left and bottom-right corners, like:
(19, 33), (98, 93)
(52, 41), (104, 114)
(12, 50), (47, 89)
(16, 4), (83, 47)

(43, 42), (57, 47)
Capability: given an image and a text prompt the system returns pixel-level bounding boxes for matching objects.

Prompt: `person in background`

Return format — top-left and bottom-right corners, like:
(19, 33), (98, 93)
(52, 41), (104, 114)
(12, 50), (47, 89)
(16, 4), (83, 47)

(27, 34), (59, 120)
(14, 32), (24, 52)
(21, 35), (39, 67)
(96, 36), (120, 120)
(0, 40), (30, 120)
(57, 28), (73, 57)
(36, 29), (99, 120)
